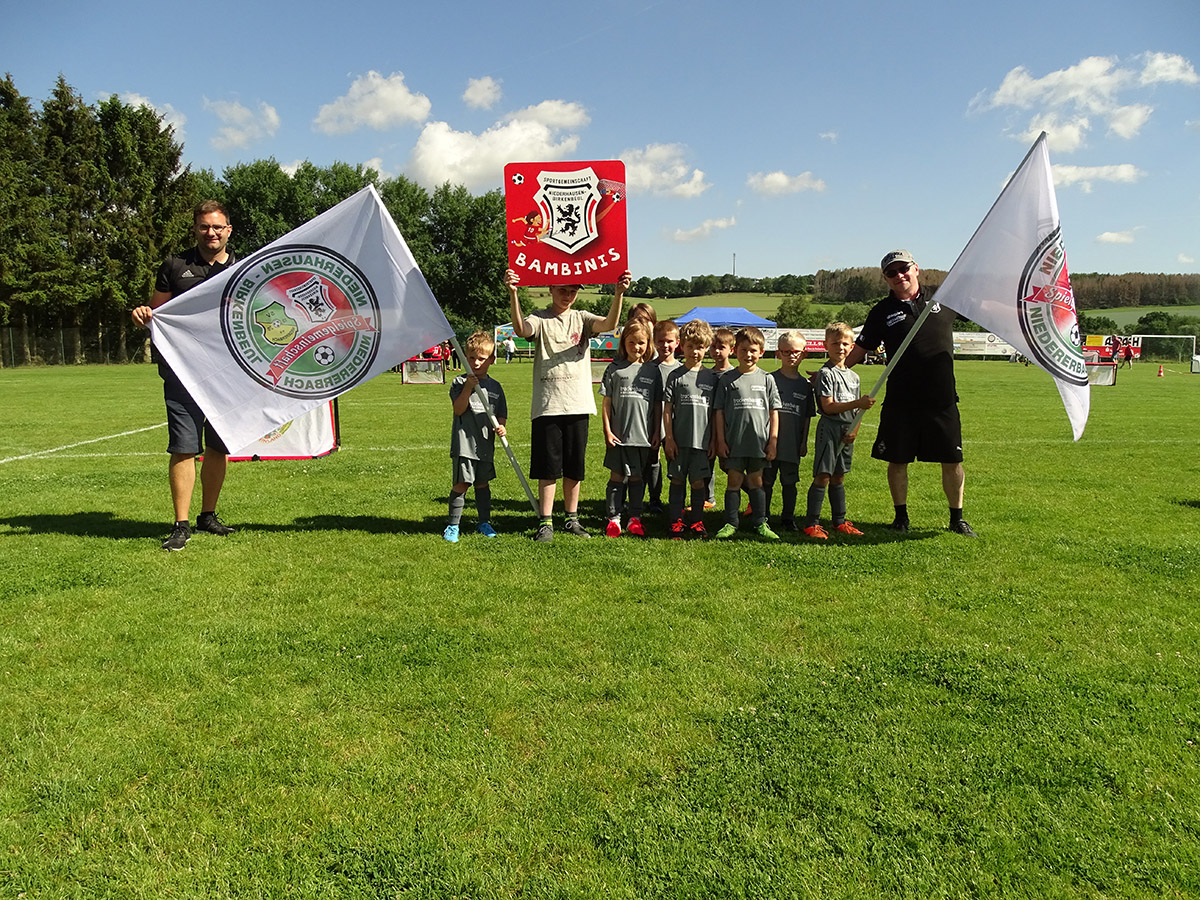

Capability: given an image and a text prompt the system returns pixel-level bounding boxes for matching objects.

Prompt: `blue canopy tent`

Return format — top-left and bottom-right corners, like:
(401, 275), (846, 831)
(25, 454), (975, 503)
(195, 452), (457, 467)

(672, 307), (776, 327)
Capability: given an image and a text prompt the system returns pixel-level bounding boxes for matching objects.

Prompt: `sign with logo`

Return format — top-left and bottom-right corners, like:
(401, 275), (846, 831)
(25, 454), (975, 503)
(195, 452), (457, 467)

(504, 160), (627, 286)
(1017, 229), (1087, 386)
(221, 245), (381, 399)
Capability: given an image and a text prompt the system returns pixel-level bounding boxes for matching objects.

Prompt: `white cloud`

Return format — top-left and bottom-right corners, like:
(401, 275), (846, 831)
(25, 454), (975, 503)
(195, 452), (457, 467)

(279, 159), (305, 176)
(1107, 104), (1153, 139)
(463, 76), (502, 110)
(620, 143), (711, 197)
(506, 99), (590, 129)
(204, 98), (279, 150)
(1052, 163), (1145, 193)
(1017, 112), (1090, 153)
(1139, 52), (1199, 86)
(1177, 253), (1195, 264)
(408, 118), (584, 192)
(119, 92), (187, 141)
(313, 71), (430, 135)
(671, 217), (736, 242)
(976, 52), (1197, 150)
(746, 170), (826, 196)
(1095, 230), (1136, 244)
(819, 131), (838, 142)
(362, 157), (385, 175)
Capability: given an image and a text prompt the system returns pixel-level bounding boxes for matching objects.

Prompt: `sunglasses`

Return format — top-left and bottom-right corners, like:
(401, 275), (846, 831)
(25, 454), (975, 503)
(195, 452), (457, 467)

(884, 263), (912, 278)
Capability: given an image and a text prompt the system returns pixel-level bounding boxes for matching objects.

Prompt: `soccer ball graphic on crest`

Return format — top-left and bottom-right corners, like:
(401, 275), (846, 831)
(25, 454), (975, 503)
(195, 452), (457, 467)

(313, 345), (336, 366)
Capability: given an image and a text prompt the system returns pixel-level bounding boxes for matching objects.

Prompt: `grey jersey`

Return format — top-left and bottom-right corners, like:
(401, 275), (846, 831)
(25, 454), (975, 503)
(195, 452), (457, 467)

(600, 359), (661, 447)
(816, 364), (861, 425)
(664, 365), (719, 450)
(449, 374), (507, 462)
(714, 367), (781, 458)
(771, 370), (814, 463)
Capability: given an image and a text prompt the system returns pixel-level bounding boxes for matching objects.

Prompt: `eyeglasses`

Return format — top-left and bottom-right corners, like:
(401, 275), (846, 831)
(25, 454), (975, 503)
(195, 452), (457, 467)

(197, 224), (229, 233)
(884, 263), (911, 278)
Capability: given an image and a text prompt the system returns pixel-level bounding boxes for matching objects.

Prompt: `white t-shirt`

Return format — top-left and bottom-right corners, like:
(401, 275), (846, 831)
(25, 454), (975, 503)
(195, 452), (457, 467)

(527, 307), (604, 418)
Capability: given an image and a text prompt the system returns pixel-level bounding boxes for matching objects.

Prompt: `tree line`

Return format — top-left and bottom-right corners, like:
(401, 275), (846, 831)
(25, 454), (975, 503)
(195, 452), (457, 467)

(3, 73), (1197, 367)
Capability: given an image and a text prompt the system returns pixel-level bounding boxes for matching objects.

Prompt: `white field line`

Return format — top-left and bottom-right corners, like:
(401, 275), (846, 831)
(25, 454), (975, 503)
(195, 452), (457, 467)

(0, 423), (167, 465)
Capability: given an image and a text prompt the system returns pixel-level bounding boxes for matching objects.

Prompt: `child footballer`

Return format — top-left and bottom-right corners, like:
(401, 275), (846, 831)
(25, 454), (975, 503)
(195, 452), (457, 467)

(663, 319), (718, 538)
(601, 320), (661, 537)
(444, 332), (508, 542)
(803, 322), (875, 539)
(713, 326), (781, 540)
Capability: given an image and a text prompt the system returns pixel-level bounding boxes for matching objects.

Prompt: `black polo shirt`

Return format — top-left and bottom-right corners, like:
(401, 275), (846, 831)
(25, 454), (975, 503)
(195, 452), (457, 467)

(154, 246), (237, 299)
(856, 290), (958, 410)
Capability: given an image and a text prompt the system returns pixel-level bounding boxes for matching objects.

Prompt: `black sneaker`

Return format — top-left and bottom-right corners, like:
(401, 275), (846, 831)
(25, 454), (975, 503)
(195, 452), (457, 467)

(948, 520), (978, 537)
(533, 522), (554, 542)
(162, 522), (190, 551)
(888, 518), (911, 533)
(780, 518), (800, 532)
(562, 518), (591, 538)
(196, 511), (236, 536)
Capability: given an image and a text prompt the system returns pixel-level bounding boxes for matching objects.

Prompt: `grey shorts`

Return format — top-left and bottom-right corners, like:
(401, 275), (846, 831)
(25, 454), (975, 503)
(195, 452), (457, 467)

(722, 455), (766, 474)
(161, 361), (228, 456)
(667, 447), (712, 483)
(603, 444), (652, 478)
(762, 460), (800, 486)
(453, 455), (495, 486)
(812, 418), (855, 476)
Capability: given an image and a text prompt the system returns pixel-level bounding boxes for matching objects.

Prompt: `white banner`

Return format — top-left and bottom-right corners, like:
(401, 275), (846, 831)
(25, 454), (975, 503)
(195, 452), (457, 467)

(151, 185), (453, 452)
(229, 401), (338, 460)
(936, 133), (1089, 440)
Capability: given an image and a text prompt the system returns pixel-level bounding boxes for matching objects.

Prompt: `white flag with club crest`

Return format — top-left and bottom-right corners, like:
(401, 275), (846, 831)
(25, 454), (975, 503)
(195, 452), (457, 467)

(936, 133), (1089, 440)
(151, 185), (453, 452)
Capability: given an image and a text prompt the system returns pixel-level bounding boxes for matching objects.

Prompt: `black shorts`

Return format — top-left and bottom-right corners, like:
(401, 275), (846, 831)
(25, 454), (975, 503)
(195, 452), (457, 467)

(160, 361), (229, 456)
(529, 414), (589, 482)
(871, 402), (963, 464)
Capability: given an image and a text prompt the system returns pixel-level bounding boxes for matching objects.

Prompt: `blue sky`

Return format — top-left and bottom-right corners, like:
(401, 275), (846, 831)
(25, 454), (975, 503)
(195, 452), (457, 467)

(4, 0), (1198, 278)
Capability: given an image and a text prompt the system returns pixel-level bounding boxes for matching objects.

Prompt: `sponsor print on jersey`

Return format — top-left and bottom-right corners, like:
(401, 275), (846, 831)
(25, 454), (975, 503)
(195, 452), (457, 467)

(221, 244), (381, 400)
(1017, 228), (1086, 386)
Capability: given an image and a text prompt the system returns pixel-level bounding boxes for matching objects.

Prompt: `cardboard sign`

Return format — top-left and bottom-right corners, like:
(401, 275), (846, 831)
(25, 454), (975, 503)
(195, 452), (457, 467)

(504, 160), (627, 286)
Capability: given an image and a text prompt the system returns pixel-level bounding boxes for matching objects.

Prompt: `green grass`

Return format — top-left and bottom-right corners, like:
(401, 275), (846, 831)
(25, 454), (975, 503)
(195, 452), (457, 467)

(1, 361), (1198, 898)
(1087, 304), (1200, 328)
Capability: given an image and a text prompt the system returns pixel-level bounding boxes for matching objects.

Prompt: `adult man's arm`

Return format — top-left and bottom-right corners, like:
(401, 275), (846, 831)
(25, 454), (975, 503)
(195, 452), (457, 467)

(504, 269), (534, 339)
(595, 270), (632, 335)
(131, 290), (172, 328)
(844, 344), (867, 368)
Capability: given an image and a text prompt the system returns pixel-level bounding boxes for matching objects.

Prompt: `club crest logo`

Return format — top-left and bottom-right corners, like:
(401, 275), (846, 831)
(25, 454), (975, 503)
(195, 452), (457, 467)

(221, 245), (381, 399)
(533, 167), (602, 253)
(1017, 228), (1087, 386)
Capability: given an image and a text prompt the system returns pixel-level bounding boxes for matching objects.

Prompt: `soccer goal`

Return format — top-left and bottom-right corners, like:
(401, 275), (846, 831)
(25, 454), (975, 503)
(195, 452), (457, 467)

(1132, 334), (1197, 364)
(1085, 361), (1117, 386)
(401, 357), (447, 384)
(591, 357), (613, 384)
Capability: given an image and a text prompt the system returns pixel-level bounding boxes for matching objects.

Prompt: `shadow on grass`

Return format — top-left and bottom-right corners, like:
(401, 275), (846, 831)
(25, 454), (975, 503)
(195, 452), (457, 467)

(0, 511), (164, 539)
(1174, 499), (1200, 511)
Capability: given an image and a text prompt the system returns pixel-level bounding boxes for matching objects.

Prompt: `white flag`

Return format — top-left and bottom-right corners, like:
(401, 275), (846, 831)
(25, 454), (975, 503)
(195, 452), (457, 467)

(936, 133), (1089, 440)
(151, 185), (454, 452)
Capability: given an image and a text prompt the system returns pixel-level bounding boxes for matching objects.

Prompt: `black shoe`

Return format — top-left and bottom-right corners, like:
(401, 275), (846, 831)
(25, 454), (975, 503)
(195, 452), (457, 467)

(780, 518), (800, 532)
(533, 522), (554, 542)
(888, 518), (910, 532)
(162, 522), (190, 551)
(563, 518), (591, 538)
(948, 520), (978, 537)
(648, 501), (665, 515)
(196, 511), (236, 536)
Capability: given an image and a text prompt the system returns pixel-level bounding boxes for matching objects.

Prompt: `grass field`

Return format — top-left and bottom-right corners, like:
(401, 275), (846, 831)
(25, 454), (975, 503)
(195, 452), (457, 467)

(1, 360), (1198, 898)
(1088, 305), (1200, 328)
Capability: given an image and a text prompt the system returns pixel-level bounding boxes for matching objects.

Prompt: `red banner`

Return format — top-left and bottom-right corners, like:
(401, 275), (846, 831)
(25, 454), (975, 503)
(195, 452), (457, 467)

(504, 160), (627, 286)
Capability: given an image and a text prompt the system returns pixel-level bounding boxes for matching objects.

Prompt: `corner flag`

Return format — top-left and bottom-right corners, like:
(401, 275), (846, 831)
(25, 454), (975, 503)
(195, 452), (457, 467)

(150, 185), (454, 452)
(936, 133), (1089, 440)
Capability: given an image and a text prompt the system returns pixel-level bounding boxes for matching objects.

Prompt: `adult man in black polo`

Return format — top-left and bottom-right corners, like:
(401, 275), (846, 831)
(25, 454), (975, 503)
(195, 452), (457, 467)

(131, 201), (238, 551)
(846, 250), (977, 536)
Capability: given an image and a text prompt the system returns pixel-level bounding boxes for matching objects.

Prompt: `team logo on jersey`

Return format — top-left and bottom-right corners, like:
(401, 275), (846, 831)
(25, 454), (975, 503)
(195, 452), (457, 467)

(1017, 228), (1086, 386)
(533, 167), (603, 253)
(221, 245), (380, 399)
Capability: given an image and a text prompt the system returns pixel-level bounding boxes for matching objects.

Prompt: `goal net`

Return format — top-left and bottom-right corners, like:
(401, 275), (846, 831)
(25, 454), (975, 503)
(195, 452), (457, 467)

(1133, 334), (1196, 363)
(401, 358), (446, 384)
(1085, 361), (1116, 386)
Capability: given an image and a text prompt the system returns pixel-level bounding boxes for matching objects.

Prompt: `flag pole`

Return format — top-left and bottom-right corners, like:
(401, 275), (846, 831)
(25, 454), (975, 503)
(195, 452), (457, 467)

(847, 299), (937, 432)
(449, 333), (539, 515)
